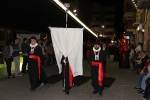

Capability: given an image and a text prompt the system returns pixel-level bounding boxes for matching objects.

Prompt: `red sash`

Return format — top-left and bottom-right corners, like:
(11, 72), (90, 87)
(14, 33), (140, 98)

(29, 55), (41, 80)
(91, 61), (104, 86)
(69, 65), (73, 87)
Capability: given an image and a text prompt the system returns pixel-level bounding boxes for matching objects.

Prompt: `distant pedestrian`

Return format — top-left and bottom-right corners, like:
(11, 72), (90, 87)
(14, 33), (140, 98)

(12, 38), (22, 76)
(21, 38), (29, 73)
(3, 39), (14, 78)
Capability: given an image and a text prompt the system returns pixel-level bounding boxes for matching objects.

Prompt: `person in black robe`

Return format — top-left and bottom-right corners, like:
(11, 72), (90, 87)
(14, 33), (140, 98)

(61, 56), (73, 95)
(89, 41), (106, 96)
(28, 37), (49, 90)
(119, 38), (130, 68)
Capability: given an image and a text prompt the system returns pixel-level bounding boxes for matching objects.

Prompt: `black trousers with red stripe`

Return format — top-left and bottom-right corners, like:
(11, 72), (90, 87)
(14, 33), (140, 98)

(91, 66), (103, 92)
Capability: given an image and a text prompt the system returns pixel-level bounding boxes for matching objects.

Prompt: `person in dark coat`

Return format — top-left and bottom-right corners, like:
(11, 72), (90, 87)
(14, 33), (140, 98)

(21, 38), (29, 73)
(89, 41), (106, 96)
(3, 40), (14, 78)
(28, 37), (49, 90)
(114, 44), (119, 61)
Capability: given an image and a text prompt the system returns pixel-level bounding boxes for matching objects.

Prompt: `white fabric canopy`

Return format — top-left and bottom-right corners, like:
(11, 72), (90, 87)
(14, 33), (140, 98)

(49, 27), (83, 77)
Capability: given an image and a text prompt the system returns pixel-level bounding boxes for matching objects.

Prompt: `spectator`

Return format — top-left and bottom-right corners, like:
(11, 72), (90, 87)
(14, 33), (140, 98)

(46, 41), (54, 66)
(12, 38), (22, 76)
(135, 42), (142, 53)
(134, 51), (149, 74)
(134, 53), (150, 94)
(129, 46), (135, 62)
(3, 39), (14, 78)
(21, 38), (29, 73)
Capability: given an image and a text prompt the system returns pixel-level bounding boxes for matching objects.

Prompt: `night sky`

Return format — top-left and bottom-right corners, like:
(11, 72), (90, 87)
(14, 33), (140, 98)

(0, 0), (125, 40)
(114, 0), (125, 38)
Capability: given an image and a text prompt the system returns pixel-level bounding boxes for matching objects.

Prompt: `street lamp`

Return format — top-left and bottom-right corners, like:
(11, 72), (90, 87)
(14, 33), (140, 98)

(53, 0), (97, 37)
(102, 25), (104, 28)
(101, 25), (104, 37)
(73, 10), (77, 13)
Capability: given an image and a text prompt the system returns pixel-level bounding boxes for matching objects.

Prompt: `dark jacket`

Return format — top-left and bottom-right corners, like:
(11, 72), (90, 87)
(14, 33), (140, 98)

(12, 44), (19, 57)
(3, 45), (10, 58)
(21, 42), (29, 56)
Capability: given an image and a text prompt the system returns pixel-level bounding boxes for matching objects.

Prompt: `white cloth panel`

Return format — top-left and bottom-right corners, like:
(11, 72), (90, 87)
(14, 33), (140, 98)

(49, 27), (83, 77)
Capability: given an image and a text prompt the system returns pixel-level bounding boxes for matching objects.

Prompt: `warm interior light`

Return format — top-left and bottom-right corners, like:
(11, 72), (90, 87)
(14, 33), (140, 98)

(53, 0), (97, 37)
(99, 34), (102, 37)
(73, 10), (77, 12)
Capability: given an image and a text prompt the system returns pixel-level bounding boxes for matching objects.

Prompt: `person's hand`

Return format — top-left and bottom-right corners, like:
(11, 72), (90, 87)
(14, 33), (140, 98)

(141, 71), (144, 74)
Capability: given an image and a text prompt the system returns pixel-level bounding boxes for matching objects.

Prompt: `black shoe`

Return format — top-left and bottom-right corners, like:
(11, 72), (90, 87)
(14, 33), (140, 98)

(65, 90), (69, 95)
(93, 90), (98, 94)
(99, 92), (103, 96)
(8, 76), (15, 78)
(137, 89), (142, 92)
(138, 90), (144, 93)
(134, 86), (141, 89)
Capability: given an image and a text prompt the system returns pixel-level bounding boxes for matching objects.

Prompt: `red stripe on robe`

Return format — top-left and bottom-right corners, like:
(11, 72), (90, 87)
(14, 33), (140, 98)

(29, 55), (41, 80)
(69, 65), (73, 87)
(91, 62), (104, 86)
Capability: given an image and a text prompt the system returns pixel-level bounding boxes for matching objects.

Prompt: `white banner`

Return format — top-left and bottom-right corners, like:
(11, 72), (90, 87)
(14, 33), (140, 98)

(49, 27), (83, 77)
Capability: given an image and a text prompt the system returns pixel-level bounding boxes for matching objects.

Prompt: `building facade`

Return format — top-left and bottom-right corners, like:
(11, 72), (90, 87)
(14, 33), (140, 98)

(133, 0), (150, 52)
(89, 2), (115, 38)
(123, 0), (136, 44)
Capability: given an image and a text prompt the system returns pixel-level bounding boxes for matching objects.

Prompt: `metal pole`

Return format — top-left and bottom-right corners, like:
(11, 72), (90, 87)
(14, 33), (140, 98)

(66, 9), (68, 29)
(64, 9), (68, 91)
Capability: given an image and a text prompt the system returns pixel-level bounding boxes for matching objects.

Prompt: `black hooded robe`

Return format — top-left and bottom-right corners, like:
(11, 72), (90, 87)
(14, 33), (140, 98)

(28, 46), (49, 90)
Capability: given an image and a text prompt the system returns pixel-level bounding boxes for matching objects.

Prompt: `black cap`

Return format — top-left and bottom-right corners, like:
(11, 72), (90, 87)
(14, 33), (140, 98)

(30, 37), (36, 40)
(93, 41), (100, 45)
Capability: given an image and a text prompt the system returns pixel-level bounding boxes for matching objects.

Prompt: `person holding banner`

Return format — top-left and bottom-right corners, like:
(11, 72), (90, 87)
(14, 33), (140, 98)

(89, 41), (106, 96)
(28, 37), (49, 90)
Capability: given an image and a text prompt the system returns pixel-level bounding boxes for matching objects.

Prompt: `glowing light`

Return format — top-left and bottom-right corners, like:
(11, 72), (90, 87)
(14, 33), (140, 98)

(73, 10), (77, 12)
(99, 34), (102, 37)
(53, 0), (97, 37)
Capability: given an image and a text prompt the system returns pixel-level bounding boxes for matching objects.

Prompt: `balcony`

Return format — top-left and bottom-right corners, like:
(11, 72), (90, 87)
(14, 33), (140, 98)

(137, 0), (150, 9)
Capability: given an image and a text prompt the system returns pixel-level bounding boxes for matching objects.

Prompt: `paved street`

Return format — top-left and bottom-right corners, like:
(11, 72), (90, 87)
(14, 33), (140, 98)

(0, 56), (143, 100)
